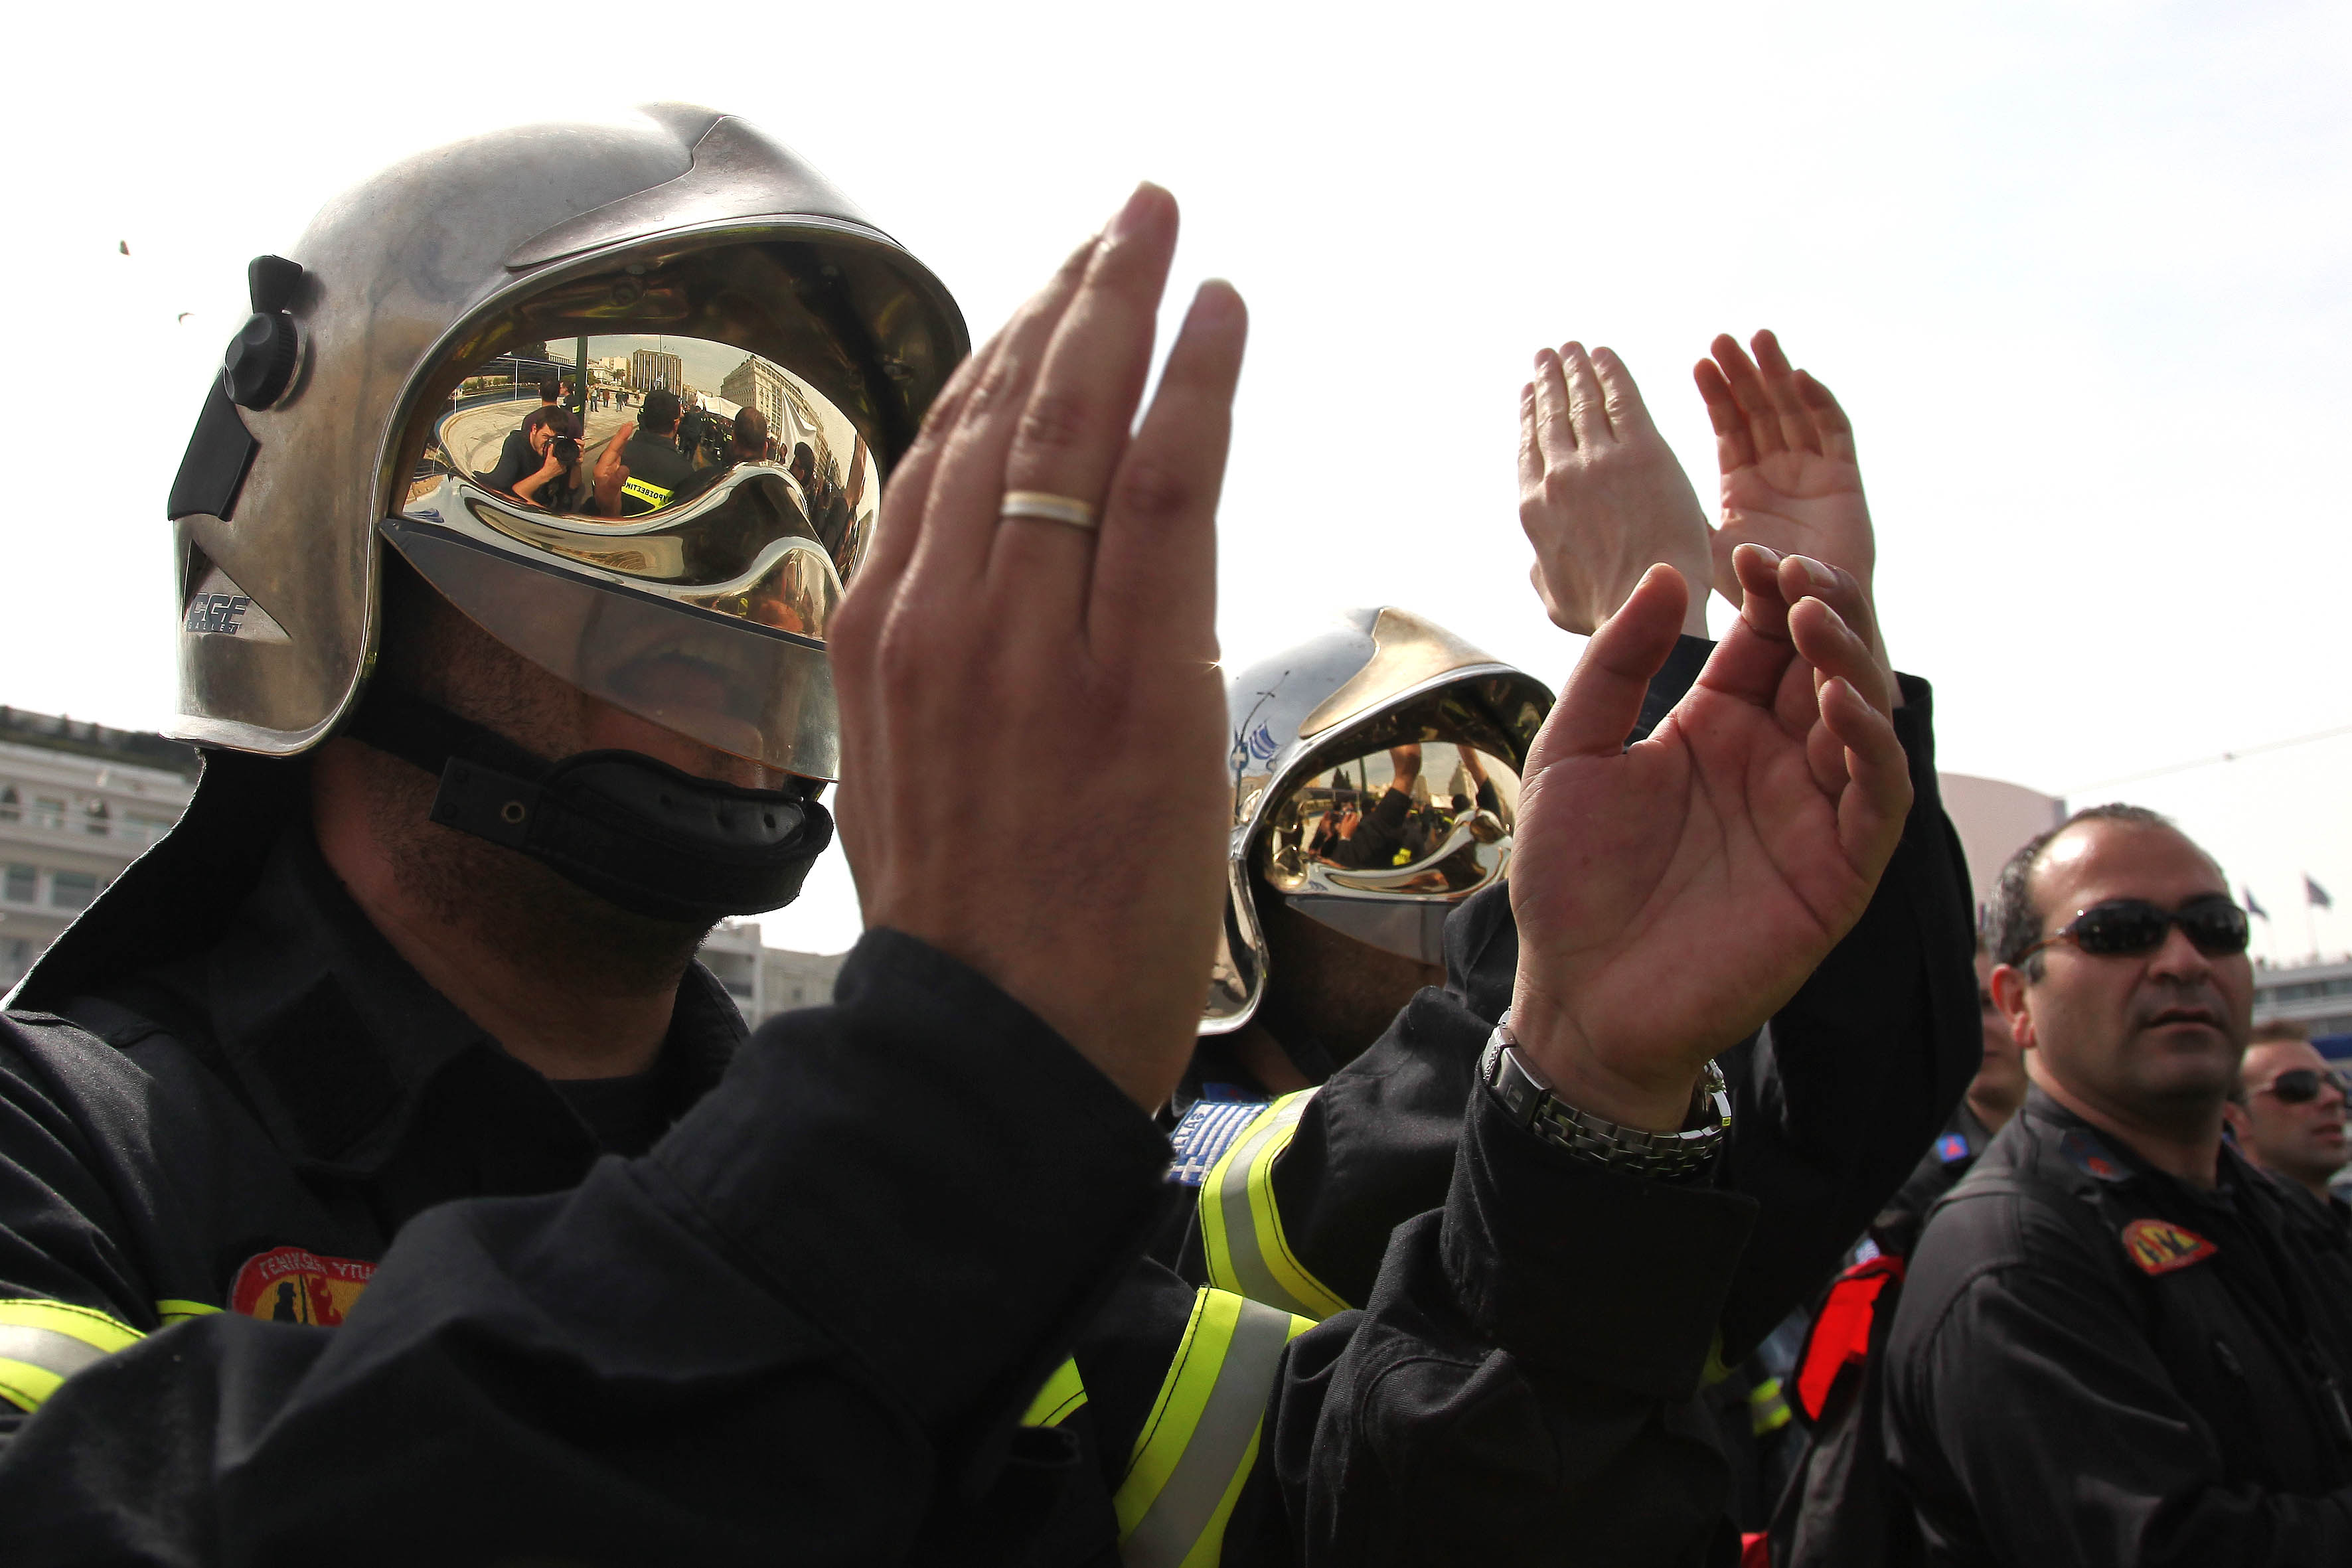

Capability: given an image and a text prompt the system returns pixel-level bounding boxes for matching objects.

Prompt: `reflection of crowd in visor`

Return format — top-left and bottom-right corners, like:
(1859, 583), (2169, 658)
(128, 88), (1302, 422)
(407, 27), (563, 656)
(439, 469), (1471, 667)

(1263, 740), (1514, 898)
(422, 340), (886, 649)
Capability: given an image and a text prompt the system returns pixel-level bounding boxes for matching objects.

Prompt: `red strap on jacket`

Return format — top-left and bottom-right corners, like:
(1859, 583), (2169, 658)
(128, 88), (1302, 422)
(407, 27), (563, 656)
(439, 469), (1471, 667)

(1795, 1253), (1906, 1421)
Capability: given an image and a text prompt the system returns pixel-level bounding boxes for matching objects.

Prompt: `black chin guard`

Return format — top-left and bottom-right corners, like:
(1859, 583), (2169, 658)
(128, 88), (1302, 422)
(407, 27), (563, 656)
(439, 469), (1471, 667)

(345, 688), (832, 925)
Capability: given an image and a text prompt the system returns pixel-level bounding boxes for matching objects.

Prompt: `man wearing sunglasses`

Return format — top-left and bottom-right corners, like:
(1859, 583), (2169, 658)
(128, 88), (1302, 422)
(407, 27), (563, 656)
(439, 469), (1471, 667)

(2225, 1022), (2351, 1215)
(1884, 803), (2352, 1565)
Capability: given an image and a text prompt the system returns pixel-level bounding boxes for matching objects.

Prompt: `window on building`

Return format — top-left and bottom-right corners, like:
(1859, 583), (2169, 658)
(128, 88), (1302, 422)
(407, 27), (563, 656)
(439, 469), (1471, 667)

(3, 864), (32, 903)
(82, 800), (111, 836)
(0, 787), (17, 823)
(48, 871), (98, 910)
(31, 797), (66, 831)
(123, 813), (175, 847)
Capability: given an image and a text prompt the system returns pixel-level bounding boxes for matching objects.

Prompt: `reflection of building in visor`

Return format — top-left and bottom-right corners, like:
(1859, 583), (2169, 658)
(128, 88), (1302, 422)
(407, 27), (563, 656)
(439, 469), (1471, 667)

(386, 309), (885, 781)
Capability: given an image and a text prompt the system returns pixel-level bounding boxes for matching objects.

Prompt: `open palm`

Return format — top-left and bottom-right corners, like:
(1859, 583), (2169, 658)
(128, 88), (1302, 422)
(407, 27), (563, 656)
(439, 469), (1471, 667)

(1506, 545), (1911, 1129)
(1696, 331), (1883, 665)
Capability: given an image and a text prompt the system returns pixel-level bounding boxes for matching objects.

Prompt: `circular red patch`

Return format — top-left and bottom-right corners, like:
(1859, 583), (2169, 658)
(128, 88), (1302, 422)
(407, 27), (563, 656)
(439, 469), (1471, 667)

(229, 1245), (376, 1326)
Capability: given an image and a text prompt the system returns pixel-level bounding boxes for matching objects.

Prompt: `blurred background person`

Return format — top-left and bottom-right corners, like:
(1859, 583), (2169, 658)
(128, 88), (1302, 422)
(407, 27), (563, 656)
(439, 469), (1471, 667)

(599, 389), (697, 514)
(730, 406), (771, 464)
(2225, 1020), (2350, 1221)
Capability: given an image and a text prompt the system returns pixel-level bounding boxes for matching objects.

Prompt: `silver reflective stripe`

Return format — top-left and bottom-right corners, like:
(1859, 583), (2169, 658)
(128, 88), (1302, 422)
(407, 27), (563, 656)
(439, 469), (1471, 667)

(1215, 1105), (1302, 1313)
(1121, 1298), (1296, 1568)
(0, 1324), (112, 1380)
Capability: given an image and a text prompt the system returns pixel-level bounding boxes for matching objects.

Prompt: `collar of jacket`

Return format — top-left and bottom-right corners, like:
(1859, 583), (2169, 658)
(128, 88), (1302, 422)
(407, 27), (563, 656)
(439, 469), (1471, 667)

(27, 749), (745, 1189)
(199, 826), (745, 1180)
(2010, 1084), (2267, 1210)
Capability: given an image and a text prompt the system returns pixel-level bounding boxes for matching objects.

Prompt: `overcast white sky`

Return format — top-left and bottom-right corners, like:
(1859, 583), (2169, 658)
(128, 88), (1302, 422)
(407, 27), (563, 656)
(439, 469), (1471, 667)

(7, 0), (2347, 962)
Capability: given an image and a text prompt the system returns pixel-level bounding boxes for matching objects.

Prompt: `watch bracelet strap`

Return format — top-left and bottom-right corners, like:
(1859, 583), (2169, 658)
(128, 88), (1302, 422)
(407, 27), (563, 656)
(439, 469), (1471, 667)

(1478, 1010), (1731, 1178)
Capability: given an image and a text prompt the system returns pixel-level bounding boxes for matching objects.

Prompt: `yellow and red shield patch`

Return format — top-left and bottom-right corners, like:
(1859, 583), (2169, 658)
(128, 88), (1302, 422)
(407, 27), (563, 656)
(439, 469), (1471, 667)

(2120, 1218), (2217, 1276)
(230, 1246), (376, 1326)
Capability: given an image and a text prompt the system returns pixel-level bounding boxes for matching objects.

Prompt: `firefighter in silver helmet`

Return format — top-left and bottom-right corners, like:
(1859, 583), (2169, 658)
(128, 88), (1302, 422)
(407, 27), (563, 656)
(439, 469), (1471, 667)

(1160, 333), (1982, 1524)
(0, 102), (1935, 1561)
(1196, 607), (1550, 1092)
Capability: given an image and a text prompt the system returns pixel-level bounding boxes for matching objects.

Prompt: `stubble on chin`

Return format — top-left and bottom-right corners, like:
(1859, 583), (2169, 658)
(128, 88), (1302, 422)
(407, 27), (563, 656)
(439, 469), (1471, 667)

(355, 747), (710, 998)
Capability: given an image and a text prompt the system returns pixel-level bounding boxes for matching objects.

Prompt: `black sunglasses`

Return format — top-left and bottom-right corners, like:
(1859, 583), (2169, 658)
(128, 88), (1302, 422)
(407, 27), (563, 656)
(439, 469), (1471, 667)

(2020, 896), (2250, 962)
(2257, 1067), (2351, 1105)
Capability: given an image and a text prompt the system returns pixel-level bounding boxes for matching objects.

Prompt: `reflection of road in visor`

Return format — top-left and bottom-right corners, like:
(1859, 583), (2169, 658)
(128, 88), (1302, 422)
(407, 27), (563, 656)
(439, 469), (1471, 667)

(1259, 740), (1519, 902)
(388, 329), (884, 781)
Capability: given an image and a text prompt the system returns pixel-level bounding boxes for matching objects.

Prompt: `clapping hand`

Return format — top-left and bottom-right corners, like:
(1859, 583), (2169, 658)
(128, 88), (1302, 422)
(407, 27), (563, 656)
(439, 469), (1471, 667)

(828, 185), (1247, 1112)
(1695, 331), (1886, 670)
(1518, 343), (1713, 637)
(1505, 545), (1911, 1131)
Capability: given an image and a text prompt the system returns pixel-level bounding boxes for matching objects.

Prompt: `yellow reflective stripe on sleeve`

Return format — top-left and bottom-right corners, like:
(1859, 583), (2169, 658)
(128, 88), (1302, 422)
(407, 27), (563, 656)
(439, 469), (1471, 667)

(1197, 1091), (1350, 1322)
(156, 1300), (222, 1326)
(1020, 1357), (1087, 1428)
(619, 475), (673, 508)
(1116, 1288), (1312, 1568)
(1749, 1373), (1792, 1435)
(1701, 1330), (1732, 1387)
(0, 1298), (145, 1412)
(0, 1358), (63, 1412)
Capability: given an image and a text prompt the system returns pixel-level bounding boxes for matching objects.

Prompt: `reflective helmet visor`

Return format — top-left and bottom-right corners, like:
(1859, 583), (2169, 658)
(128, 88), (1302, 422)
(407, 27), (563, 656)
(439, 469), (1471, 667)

(382, 245), (901, 782)
(1243, 683), (1529, 973)
(1259, 740), (1519, 900)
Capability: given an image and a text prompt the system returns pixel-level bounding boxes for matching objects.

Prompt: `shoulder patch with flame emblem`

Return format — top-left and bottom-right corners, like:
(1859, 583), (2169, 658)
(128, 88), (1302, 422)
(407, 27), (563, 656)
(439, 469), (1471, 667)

(230, 1246), (377, 1326)
(2120, 1218), (2217, 1276)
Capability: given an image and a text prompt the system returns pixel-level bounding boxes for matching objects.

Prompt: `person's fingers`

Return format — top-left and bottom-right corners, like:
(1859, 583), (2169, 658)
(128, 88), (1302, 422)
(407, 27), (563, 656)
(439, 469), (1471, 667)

(1694, 358), (1757, 475)
(1089, 279), (1248, 656)
(1693, 543), (1800, 706)
(1591, 348), (1658, 441)
(992, 184), (1182, 605)
(1532, 347), (1577, 459)
(1518, 382), (1543, 496)
(1535, 564), (1689, 761)
(1795, 370), (1858, 465)
(1785, 591), (1879, 781)
(840, 322), (999, 625)
(1707, 333), (1785, 459)
(1561, 341), (1614, 447)
(1749, 329), (1821, 456)
(903, 230), (1098, 592)
(1814, 666), (1913, 872)
(1708, 526), (1743, 607)
(1773, 552), (1889, 710)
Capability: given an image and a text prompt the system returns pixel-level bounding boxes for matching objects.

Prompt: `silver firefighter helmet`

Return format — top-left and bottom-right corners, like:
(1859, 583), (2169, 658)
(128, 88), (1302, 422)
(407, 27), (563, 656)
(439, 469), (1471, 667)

(1204, 607), (1553, 1033)
(167, 102), (968, 782)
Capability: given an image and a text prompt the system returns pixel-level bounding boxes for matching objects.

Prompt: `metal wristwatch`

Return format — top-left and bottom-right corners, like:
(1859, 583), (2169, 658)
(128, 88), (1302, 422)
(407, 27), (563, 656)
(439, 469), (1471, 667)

(1478, 1010), (1731, 1178)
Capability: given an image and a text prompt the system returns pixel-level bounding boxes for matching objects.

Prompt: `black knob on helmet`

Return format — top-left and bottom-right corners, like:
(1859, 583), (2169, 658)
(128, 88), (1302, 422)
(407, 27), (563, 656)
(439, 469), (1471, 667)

(224, 254), (304, 409)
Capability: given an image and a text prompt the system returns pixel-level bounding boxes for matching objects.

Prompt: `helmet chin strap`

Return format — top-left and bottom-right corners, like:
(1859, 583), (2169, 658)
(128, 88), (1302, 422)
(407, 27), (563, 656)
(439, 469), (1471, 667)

(341, 686), (832, 925)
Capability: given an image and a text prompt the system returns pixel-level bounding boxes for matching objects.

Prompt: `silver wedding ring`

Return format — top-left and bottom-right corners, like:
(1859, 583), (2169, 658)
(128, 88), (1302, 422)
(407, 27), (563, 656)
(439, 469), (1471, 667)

(1000, 491), (1100, 531)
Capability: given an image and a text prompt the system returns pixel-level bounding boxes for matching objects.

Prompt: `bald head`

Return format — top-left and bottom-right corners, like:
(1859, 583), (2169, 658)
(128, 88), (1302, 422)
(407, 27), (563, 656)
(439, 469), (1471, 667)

(1985, 809), (2253, 1165)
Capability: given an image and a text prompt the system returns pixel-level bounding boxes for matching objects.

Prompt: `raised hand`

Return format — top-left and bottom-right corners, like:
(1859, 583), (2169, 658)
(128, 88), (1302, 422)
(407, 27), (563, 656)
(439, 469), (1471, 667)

(828, 185), (1247, 1111)
(1506, 544), (1911, 1131)
(1519, 342), (1713, 636)
(1693, 331), (1885, 666)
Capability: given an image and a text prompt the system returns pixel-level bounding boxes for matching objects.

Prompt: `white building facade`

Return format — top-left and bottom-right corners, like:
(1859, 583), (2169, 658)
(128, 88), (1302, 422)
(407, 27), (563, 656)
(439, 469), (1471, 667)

(0, 711), (199, 992)
(2255, 958), (2352, 1046)
(698, 921), (845, 1028)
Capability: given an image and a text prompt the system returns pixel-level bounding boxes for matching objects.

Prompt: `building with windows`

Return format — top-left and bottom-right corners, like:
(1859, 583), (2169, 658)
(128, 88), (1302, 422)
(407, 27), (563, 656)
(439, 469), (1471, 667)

(696, 921), (844, 1027)
(719, 354), (789, 439)
(2256, 957), (2352, 1049)
(627, 348), (684, 393)
(0, 708), (200, 992)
